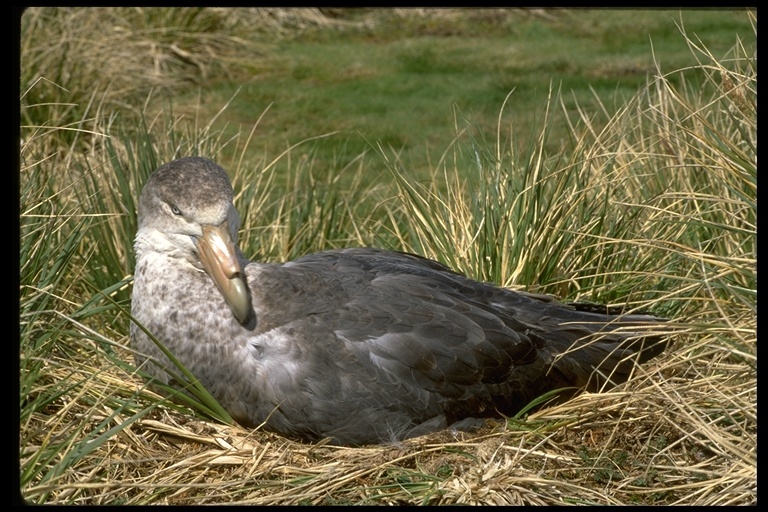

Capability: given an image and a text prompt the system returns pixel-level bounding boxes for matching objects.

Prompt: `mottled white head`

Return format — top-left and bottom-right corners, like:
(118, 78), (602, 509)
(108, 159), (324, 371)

(137, 157), (250, 323)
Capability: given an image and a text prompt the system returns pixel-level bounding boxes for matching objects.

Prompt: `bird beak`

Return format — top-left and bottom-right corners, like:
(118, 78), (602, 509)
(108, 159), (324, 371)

(196, 223), (251, 324)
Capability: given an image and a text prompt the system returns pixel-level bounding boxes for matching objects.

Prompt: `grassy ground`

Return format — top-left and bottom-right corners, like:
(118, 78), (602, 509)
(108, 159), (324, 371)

(19, 8), (755, 505)
(20, 8), (755, 180)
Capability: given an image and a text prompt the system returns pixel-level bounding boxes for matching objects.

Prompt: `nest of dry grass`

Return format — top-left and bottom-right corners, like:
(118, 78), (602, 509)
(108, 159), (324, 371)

(20, 324), (755, 505)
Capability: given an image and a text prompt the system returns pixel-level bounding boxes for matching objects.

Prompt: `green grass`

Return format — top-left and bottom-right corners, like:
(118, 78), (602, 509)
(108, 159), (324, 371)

(22, 9), (754, 182)
(18, 7), (755, 505)
(171, 9), (755, 180)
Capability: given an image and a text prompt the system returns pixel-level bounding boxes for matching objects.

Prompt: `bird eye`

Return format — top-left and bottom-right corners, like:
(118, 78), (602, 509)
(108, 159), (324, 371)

(170, 204), (182, 216)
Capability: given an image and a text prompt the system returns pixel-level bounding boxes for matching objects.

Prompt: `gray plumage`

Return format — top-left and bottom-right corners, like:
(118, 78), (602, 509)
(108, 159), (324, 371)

(130, 156), (668, 446)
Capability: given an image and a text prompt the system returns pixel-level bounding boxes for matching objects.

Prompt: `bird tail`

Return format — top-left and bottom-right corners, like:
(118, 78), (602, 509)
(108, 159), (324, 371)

(548, 315), (670, 394)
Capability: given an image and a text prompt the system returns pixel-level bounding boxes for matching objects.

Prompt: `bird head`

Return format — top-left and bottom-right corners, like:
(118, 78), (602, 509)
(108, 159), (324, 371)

(137, 157), (251, 323)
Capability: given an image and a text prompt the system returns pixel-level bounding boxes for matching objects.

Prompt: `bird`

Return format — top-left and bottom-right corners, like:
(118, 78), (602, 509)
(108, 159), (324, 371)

(130, 156), (669, 446)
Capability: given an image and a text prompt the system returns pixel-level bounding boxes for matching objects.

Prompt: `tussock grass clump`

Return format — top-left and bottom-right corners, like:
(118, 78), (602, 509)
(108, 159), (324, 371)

(19, 9), (754, 506)
(20, 7), (270, 153)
